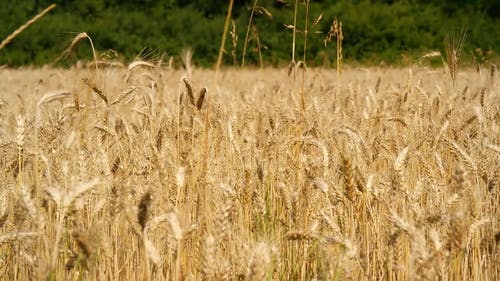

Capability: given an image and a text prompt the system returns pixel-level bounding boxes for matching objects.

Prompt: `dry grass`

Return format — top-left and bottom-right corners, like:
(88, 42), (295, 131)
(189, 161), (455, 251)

(0, 64), (498, 281)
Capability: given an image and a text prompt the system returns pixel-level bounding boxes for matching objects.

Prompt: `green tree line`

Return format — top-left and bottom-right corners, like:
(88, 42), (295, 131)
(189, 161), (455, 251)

(0, 0), (498, 67)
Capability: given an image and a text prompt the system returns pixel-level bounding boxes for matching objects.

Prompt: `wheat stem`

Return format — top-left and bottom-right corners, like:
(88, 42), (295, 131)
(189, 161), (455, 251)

(0, 4), (56, 50)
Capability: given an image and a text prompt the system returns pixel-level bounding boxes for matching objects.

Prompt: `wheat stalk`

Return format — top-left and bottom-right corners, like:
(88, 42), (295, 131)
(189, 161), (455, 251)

(57, 32), (99, 73)
(242, 0), (259, 68)
(0, 4), (56, 50)
(215, 0), (234, 74)
(445, 27), (467, 91)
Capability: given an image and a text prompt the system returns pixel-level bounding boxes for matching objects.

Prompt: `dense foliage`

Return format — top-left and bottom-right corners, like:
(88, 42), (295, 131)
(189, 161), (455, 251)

(1, 0), (499, 67)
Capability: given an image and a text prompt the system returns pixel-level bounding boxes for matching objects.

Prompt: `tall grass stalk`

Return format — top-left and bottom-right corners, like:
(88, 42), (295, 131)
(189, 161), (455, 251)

(0, 4), (56, 50)
(300, 0), (310, 113)
(242, 0), (259, 68)
(216, 0), (235, 75)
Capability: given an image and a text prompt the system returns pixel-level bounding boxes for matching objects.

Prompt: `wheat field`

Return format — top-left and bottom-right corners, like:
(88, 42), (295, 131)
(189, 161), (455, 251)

(0, 65), (498, 280)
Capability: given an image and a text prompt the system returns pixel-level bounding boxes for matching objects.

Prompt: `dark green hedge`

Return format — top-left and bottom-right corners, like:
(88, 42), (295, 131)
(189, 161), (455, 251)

(1, 0), (498, 67)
